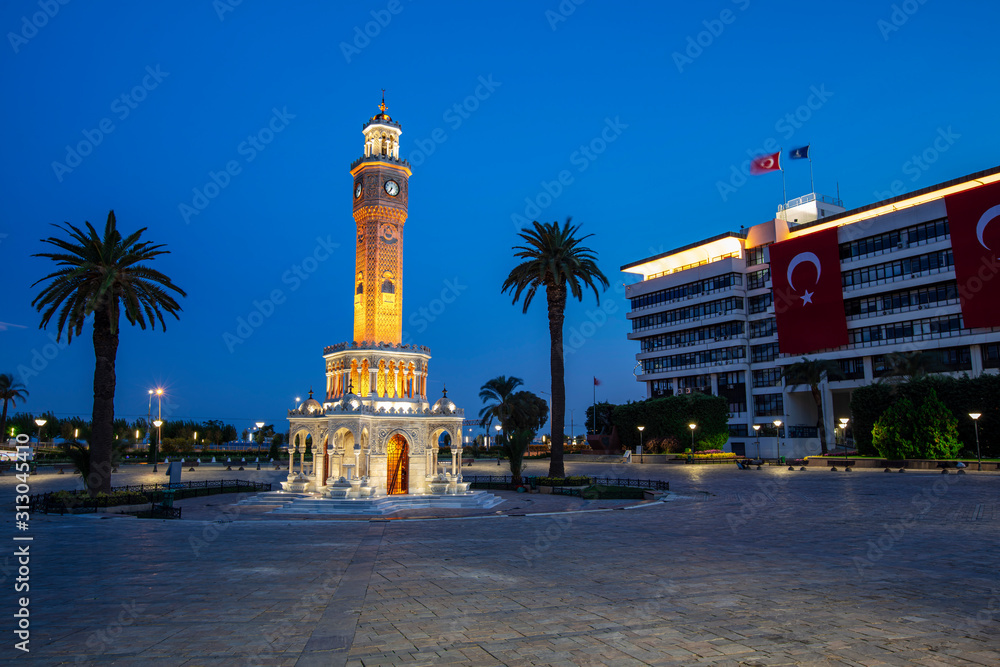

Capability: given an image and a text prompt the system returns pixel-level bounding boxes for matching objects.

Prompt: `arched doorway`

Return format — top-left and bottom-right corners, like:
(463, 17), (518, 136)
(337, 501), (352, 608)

(386, 434), (409, 495)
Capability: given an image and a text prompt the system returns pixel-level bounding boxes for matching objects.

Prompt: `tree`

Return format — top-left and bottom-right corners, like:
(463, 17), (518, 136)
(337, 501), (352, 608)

(780, 357), (845, 455)
(0, 374), (29, 445)
(507, 391), (548, 435)
(31, 211), (186, 495)
(502, 218), (608, 478)
(269, 433), (284, 460)
(585, 401), (615, 435)
(872, 389), (960, 459)
(478, 375), (524, 439)
(503, 430), (533, 485)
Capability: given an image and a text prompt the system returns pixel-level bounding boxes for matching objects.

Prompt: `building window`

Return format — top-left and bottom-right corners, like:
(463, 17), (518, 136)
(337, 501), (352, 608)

(983, 343), (1000, 369)
(629, 273), (743, 311)
(746, 244), (769, 267)
(639, 321), (744, 352)
(729, 424), (750, 437)
(841, 250), (954, 289)
(937, 346), (972, 372)
(642, 346), (746, 374)
(749, 318), (776, 339)
(847, 314), (964, 347)
(650, 379), (673, 397)
(752, 368), (782, 388)
(751, 342), (779, 363)
(677, 375), (712, 393)
(748, 293), (772, 315)
(747, 268), (770, 290)
(631, 297), (745, 332)
(837, 357), (865, 380)
(843, 281), (958, 318)
(753, 393), (784, 417)
(839, 217), (949, 260)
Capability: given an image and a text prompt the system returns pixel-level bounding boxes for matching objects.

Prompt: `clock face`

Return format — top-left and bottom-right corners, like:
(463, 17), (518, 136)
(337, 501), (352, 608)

(355, 182), (362, 198)
(384, 180), (399, 196)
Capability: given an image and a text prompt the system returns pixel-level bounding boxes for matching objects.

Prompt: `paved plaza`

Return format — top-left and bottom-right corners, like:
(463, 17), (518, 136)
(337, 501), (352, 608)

(1, 462), (998, 666)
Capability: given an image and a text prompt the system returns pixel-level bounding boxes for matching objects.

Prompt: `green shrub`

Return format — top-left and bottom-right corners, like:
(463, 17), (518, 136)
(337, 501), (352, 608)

(872, 389), (960, 459)
(536, 476), (590, 486)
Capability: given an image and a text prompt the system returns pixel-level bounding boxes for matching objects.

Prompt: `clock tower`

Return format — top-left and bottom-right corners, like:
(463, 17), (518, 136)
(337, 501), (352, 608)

(350, 97), (411, 345)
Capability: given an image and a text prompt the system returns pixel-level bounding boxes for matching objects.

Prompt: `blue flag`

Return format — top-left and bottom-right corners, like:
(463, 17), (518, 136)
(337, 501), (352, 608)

(789, 145), (810, 160)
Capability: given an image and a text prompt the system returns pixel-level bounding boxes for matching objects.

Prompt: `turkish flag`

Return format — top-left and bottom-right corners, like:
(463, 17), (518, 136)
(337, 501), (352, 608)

(770, 226), (849, 354)
(945, 181), (1000, 328)
(750, 152), (781, 175)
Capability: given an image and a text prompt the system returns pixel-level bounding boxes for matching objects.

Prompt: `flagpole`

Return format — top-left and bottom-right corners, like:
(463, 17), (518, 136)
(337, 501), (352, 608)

(780, 148), (787, 221)
(593, 379), (596, 434)
(808, 148), (815, 193)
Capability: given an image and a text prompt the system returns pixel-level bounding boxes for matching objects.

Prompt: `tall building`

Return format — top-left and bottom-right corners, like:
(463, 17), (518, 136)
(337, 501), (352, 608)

(285, 100), (464, 495)
(622, 166), (1000, 459)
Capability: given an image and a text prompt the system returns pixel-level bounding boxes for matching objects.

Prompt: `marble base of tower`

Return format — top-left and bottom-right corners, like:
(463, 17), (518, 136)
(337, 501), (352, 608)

(287, 343), (463, 497)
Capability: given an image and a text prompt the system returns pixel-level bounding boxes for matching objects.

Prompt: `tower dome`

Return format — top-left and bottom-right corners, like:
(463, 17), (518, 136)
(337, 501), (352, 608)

(297, 388), (324, 415)
(431, 386), (457, 414)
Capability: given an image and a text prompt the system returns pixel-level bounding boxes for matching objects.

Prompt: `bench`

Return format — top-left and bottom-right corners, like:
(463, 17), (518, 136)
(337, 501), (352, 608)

(53, 464), (75, 474)
(462, 458), (474, 466)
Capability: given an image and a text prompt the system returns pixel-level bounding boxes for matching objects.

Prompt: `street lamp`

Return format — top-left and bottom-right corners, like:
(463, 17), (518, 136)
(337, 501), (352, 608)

(752, 424), (761, 461)
(34, 419), (46, 445)
(255, 421), (265, 449)
(838, 418), (850, 455)
(688, 423), (696, 458)
(637, 425), (645, 463)
(969, 413), (982, 471)
(152, 420), (163, 472)
(773, 420), (783, 461)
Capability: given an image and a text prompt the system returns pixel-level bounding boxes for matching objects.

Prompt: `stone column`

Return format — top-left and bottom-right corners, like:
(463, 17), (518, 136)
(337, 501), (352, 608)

(299, 445), (305, 477)
(288, 444), (296, 479)
(314, 441), (326, 490)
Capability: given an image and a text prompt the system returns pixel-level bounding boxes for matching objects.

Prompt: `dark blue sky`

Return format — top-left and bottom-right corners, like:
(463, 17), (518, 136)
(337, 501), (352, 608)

(2, 1), (998, 437)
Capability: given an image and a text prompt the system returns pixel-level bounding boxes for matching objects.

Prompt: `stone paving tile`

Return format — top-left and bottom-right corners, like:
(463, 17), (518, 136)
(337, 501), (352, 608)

(3, 464), (999, 664)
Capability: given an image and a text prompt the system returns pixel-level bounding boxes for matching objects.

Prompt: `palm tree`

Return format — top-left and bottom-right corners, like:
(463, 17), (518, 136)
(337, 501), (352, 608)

(780, 357), (845, 455)
(478, 375), (524, 443)
(0, 374), (29, 444)
(32, 211), (186, 495)
(502, 219), (609, 478)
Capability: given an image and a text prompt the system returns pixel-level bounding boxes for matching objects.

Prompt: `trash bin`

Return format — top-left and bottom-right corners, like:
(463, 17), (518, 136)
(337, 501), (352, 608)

(162, 489), (175, 508)
(780, 456), (786, 464)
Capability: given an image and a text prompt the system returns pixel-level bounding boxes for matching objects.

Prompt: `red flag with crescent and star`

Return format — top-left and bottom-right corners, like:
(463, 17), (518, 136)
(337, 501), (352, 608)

(945, 180), (1000, 328)
(750, 152), (781, 175)
(770, 226), (849, 354)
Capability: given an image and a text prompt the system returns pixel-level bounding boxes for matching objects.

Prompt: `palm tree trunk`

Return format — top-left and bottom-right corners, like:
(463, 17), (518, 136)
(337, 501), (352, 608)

(811, 385), (829, 455)
(0, 401), (8, 446)
(89, 308), (119, 495)
(546, 286), (567, 478)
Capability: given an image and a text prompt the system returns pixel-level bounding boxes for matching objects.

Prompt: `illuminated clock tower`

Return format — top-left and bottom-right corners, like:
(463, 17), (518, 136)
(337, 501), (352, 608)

(286, 97), (465, 499)
(350, 98), (410, 345)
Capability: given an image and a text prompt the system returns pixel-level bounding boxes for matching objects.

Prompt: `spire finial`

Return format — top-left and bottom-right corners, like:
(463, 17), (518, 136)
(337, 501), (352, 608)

(308, 387), (314, 399)
(442, 384), (448, 398)
(379, 89), (386, 114)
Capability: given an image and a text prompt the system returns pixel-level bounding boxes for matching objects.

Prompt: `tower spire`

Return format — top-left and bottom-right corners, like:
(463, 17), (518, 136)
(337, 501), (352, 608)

(379, 88), (386, 114)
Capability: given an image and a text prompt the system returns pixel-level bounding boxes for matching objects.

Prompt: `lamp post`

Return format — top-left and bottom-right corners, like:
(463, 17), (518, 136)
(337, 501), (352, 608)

(34, 419), (46, 445)
(838, 418), (850, 456)
(772, 420), (782, 461)
(637, 425), (645, 463)
(152, 420), (163, 472)
(752, 424), (761, 461)
(969, 413), (982, 471)
(255, 421), (265, 449)
(135, 429), (140, 451)
(688, 423), (696, 460)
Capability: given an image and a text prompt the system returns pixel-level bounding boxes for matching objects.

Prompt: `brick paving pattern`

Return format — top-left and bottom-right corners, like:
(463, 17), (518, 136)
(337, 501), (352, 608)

(2, 462), (997, 665)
